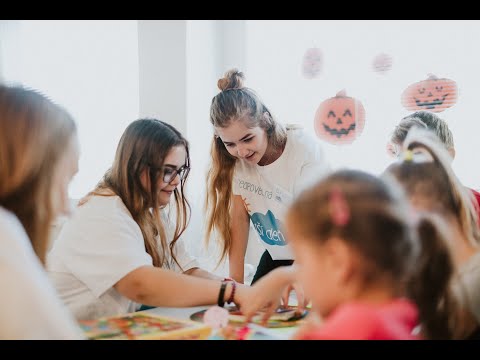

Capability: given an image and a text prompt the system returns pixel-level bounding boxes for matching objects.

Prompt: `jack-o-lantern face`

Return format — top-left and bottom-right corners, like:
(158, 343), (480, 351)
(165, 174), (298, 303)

(401, 74), (458, 113)
(314, 90), (366, 145)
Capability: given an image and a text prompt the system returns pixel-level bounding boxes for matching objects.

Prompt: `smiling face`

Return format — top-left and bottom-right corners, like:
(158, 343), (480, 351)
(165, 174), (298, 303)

(215, 120), (269, 164)
(141, 145), (187, 207)
(401, 76), (458, 113)
(314, 93), (366, 145)
(157, 145), (187, 206)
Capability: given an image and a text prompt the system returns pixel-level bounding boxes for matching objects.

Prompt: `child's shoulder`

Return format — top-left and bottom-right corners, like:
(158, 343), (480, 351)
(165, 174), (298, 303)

(77, 194), (133, 223)
(0, 206), (22, 231)
(0, 206), (29, 248)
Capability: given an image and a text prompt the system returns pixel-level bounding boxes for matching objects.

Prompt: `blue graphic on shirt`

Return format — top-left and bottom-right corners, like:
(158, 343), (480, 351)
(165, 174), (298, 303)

(250, 210), (287, 246)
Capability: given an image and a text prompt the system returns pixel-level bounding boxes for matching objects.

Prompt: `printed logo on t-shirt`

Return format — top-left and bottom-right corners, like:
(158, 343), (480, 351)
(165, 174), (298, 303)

(250, 210), (287, 246)
(238, 179), (273, 200)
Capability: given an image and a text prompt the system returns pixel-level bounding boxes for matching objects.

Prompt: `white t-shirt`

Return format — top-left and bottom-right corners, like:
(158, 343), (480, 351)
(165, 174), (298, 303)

(232, 127), (330, 260)
(0, 206), (83, 339)
(47, 195), (199, 320)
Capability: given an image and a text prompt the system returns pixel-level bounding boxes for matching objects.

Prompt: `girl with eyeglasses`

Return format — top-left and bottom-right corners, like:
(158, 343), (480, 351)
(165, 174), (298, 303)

(47, 118), (257, 320)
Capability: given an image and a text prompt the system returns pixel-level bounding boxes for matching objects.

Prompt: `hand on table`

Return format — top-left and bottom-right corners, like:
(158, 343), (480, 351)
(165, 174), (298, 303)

(238, 266), (298, 326)
(281, 282), (309, 313)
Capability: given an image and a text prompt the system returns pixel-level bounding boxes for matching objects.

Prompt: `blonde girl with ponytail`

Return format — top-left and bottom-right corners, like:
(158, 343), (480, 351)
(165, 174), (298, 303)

(205, 68), (330, 285)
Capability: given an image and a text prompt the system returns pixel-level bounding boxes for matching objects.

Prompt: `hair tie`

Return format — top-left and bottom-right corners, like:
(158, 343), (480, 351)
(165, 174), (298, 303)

(329, 187), (350, 226)
(404, 149), (414, 162)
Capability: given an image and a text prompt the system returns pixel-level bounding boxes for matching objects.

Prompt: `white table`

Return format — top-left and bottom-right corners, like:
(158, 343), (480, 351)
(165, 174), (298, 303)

(143, 305), (209, 321)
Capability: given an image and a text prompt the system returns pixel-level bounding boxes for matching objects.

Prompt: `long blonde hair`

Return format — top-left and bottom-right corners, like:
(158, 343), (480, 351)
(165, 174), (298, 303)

(0, 84), (77, 265)
(205, 69), (287, 263)
(79, 119), (190, 269)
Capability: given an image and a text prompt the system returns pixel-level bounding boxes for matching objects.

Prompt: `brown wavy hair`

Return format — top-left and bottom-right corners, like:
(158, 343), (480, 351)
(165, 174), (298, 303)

(0, 84), (77, 265)
(205, 68), (287, 263)
(287, 169), (460, 339)
(79, 119), (190, 269)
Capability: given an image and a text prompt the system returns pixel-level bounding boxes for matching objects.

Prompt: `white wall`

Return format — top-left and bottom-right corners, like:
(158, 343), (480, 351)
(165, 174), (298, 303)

(183, 20), (263, 277)
(138, 20), (187, 135)
(0, 20), (261, 276)
(10, 21), (477, 276)
(184, 20), (222, 270)
(0, 20), (139, 199)
(246, 20), (480, 190)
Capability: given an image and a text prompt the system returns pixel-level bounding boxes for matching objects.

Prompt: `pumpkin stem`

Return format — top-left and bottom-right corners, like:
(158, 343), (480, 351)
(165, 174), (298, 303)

(427, 73), (438, 80)
(336, 89), (347, 97)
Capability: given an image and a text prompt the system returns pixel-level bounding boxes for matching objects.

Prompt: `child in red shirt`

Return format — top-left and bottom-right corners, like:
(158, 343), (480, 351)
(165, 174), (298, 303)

(248, 169), (460, 340)
(297, 299), (418, 340)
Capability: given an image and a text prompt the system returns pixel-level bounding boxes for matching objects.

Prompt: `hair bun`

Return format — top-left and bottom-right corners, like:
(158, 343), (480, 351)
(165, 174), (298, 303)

(217, 68), (245, 91)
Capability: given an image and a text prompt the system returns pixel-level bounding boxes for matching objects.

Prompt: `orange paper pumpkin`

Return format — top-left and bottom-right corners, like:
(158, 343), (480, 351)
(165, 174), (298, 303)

(314, 90), (366, 145)
(401, 74), (458, 113)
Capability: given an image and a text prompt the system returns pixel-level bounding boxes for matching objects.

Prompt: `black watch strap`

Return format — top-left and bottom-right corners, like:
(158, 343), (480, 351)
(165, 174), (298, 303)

(217, 281), (227, 307)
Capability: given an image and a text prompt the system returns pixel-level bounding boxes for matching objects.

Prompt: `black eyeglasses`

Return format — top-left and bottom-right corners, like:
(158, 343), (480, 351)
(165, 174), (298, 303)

(149, 164), (190, 183)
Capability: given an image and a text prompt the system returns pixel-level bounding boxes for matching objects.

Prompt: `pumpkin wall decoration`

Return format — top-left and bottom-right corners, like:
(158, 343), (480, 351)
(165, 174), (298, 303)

(401, 74), (458, 113)
(372, 53), (393, 74)
(314, 90), (366, 145)
(301, 47), (323, 79)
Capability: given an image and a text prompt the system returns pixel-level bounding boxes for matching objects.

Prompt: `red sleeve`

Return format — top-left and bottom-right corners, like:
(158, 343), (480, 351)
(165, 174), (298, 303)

(469, 188), (480, 223)
(300, 306), (377, 340)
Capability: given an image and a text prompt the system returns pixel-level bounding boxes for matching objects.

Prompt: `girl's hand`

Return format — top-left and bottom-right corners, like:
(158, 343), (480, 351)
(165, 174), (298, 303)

(239, 266), (297, 325)
(281, 282), (309, 313)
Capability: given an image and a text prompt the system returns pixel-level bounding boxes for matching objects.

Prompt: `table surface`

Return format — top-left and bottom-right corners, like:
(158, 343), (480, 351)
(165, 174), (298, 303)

(142, 305), (298, 340)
